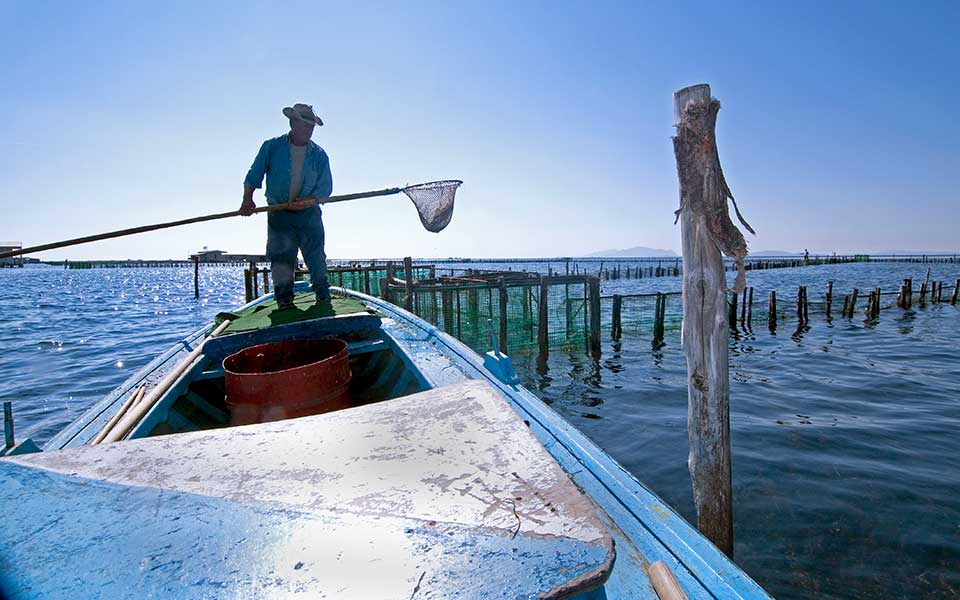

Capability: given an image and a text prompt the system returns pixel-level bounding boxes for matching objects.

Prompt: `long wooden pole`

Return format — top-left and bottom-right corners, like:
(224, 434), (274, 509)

(91, 386), (146, 445)
(673, 84), (738, 556)
(103, 320), (231, 443)
(0, 187), (402, 259)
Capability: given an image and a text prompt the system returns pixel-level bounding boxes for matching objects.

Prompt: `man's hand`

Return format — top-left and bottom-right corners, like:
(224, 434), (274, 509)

(287, 197), (319, 211)
(239, 199), (256, 216)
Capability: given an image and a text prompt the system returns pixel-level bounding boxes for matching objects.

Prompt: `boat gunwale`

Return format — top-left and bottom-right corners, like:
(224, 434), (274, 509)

(347, 287), (773, 599)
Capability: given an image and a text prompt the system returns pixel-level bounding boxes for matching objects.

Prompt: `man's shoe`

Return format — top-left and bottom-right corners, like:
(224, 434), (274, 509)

(277, 299), (296, 310)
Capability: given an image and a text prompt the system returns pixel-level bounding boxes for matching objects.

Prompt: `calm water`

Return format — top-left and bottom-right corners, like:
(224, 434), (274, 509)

(1, 261), (959, 599)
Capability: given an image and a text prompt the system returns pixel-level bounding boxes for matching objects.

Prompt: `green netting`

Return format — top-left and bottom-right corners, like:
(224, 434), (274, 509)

(328, 267), (434, 298)
(394, 280), (590, 355)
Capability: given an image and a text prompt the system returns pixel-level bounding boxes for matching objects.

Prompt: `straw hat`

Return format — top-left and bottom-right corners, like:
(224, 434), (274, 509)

(283, 103), (323, 126)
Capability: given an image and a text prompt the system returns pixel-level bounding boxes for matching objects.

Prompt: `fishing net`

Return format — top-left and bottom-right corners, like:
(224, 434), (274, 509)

(402, 180), (462, 233)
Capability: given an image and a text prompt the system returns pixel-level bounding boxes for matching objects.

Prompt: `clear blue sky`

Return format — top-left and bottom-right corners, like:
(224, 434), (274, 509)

(2, 1), (957, 259)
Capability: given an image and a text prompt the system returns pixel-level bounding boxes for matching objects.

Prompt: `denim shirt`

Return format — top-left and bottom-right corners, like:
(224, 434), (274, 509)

(243, 134), (333, 206)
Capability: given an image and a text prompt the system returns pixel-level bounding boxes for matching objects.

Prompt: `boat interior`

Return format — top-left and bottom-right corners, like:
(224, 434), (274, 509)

(138, 292), (427, 439)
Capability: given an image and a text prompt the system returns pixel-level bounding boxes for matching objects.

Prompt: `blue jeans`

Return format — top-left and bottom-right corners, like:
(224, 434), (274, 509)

(266, 207), (329, 304)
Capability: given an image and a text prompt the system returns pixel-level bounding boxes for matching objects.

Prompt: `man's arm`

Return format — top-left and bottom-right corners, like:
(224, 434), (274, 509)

(240, 140), (271, 216)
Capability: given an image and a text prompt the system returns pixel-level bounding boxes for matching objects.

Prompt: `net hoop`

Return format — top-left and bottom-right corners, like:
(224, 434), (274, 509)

(401, 180), (462, 233)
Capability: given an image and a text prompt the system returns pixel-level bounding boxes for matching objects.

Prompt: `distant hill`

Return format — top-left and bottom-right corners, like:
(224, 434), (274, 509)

(584, 246), (678, 258)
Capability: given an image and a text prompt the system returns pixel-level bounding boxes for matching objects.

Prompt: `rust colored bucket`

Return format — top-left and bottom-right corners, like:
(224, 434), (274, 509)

(223, 338), (352, 426)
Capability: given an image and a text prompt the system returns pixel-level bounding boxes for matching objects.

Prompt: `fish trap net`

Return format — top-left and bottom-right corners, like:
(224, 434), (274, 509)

(402, 180), (462, 233)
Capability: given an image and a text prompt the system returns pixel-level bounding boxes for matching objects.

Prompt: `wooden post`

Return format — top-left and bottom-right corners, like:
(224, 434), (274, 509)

(952, 279), (959, 305)
(538, 276), (549, 360)
(523, 285), (532, 341)
(746, 287), (754, 329)
(897, 281), (906, 309)
(363, 268), (370, 295)
(740, 288), (747, 327)
(467, 287), (480, 342)
(654, 293), (667, 342)
(442, 288), (454, 332)
(841, 295), (850, 318)
(386, 261), (395, 284)
(498, 278), (509, 353)
(874, 287), (881, 318)
(728, 291), (738, 331)
(403, 257), (414, 311)
(612, 294), (622, 340)
(802, 286), (809, 323)
(768, 290), (777, 331)
(243, 267), (253, 303)
(455, 289), (462, 338)
(825, 281), (833, 317)
(379, 278), (390, 302)
(193, 255), (200, 299)
(905, 278), (913, 309)
(673, 83), (738, 556)
(589, 277), (601, 355)
(3, 401), (13, 450)
(919, 281), (927, 305)
(429, 283), (439, 325)
(796, 286), (804, 325)
(848, 288), (859, 318)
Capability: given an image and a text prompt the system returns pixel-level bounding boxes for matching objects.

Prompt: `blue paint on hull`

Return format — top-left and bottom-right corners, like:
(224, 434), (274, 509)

(0, 461), (609, 599)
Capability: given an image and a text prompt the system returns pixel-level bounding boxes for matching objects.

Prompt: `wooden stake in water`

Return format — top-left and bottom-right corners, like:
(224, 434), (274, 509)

(952, 279), (959, 305)
(498, 278), (509, 354)
(673, 83), (737, 556)
(193, 256), (200, 299)
(538, 276), (549, 360)
(802, 286), (809, 323)
(728, 291), (738, 331)
(612, 294), (623, 340)
(768, 290), (777, 331)
(825, 281), (833, 318)
(589, 277), (601, 355)
(3, 402), (13, 450)
(403, 257), (414, 311)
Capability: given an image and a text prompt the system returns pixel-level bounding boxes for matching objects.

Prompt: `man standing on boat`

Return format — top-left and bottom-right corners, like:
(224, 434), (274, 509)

(240, 103), (333, 309)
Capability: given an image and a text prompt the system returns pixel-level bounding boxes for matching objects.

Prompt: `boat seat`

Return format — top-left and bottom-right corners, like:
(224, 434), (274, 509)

(0, 380), (614, 599)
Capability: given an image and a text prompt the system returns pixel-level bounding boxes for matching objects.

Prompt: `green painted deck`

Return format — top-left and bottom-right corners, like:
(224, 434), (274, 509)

(216, 292), (373, 334)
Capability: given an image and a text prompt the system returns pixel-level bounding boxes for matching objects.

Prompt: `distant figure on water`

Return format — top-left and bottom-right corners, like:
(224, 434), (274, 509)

(240, 103), (333, 309)
(804, 248), (809, 264)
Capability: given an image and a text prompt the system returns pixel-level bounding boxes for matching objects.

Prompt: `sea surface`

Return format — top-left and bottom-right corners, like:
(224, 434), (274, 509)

(1, 261), (958, 599)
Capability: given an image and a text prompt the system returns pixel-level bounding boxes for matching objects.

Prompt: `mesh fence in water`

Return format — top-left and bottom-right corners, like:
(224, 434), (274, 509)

(325, 266), (434, 298)
(330, 270), (960, 355)
(362, 277), (594, 355)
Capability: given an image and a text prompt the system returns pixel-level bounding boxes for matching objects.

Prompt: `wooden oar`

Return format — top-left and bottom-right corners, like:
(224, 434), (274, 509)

(90, 385), (145, 445)
(102, 319), (232, 443)
(0, 188), (401, 259)
(647, 561), (688, 600)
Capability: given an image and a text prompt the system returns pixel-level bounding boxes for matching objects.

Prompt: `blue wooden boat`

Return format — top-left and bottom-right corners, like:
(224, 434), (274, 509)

(0, 283), (773, 599)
